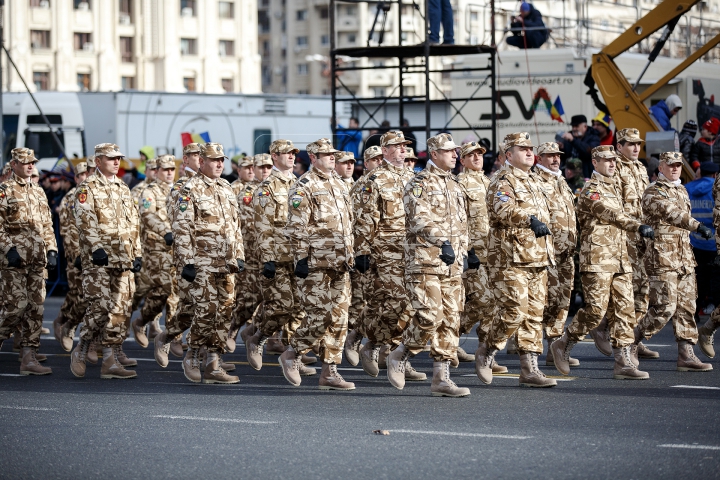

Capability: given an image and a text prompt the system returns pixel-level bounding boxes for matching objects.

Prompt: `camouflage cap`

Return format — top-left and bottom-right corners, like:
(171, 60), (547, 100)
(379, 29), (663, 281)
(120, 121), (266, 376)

(86, 155), (96, 168)
(255, 153), (273, 166)
(183, 143), (202, 155)
(2, 163), (12, 174)
(659, 151), (684, 165)
(11, 147), (38, 164)
(146, 157), (158, 170)
(405, 147), (418, 160)
(238, 155), (254, 167)
(498, 143), (507, 156)
(200, 143), (227, 159)
(335, 151), (355, 163)
(427, 133), (458, 153)
(380, 130), (412, 147)
(460, 141), (486, 158)
(616, 127), (643, 144)
(307, 138), (338, 154)
(94, 143), (124, 158)
(591, 144), (618, 159)
(75, 162), (88, 175)
(566, 157), (583, 171)
(363, 145), (382, 161)
(269, 139), (300, 154)
(537, 142), (563, 156)
(503, 132), (534, 149)
(157, 154), (176, 169)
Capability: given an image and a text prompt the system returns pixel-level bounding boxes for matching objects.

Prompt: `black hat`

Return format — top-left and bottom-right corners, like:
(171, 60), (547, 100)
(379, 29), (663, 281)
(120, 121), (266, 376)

(682, 120), (698, 135)
(700, 161), (719, 174)
(571, 115), (587, 126)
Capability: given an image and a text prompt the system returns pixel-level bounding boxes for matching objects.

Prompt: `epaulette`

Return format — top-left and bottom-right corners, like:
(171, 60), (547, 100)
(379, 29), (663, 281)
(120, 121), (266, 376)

(298, 177), (310, 185)
(368, 174), (378, 182)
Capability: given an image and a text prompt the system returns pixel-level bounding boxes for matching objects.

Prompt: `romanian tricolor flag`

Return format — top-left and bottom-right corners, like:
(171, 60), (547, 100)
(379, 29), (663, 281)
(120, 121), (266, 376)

(181, 132), (211, 146)
(551, 96), (564, 123)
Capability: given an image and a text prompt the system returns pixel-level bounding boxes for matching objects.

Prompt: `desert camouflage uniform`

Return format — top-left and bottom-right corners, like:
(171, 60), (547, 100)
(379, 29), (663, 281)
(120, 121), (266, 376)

(710, 176), (720, 328)
(173, 158), (244, 354)
(637, 169), (701, 343)
(57, 182), (85, 331)
(286, 142), (355, 364)
(402, 159), (468, 361)
(0, 155), (57, 348)
(232, 178), (262, 328)
(129, 158), (157, 319)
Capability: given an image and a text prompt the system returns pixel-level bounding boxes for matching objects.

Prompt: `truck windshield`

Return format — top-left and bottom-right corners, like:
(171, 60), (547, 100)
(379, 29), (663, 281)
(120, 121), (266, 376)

(24, 129), (66, 159)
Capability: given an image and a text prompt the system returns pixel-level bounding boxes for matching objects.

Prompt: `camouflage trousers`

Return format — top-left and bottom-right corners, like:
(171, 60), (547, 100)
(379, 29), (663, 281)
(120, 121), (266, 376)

(80, 268), (134, 346)
(354, 265), (378, 338)
(710, 305), (720, 327)
(486, 266), (547, 354)
(543, 247), (575, 338)
(0, 266), (45, 348)
(638, 269), (698, 343)
(59, 261), (84, 331)
(135, 251), (175, 325)
(258, 261), (305, 345)
(187, 270), (235, 354)
(460, 264), (495, 340)
(403, 273), (463, 362)
(567, 271), (635, 347)
(627, 234), (649, 321)
(232, 261), (262, 327)
(291, 269), (350, 364)
(348, 269), (369, 331)
(364, 261), (413, 347)
(131, 264), (152, 313)
(165, 273), (195, 339)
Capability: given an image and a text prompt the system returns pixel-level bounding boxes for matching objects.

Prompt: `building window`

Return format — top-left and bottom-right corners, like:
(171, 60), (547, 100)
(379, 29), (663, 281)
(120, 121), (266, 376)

(31, 30), (51, 50)
(219, 40), (235, 57)
(77, 73), (91, 92)
(346, 6), (357, 15)
(297, 64), (308, 75)
(321, 34), (329, 46)
(296, 36), (308, 47)
(120, 37), (133, 62)
(372, 87), (386, 97)
(180, 38), (198, 56)
(180, 0), (196, 17)
(74, 0), (90, 10)
(320, 7), (329, 19)
(33, 72), (49, 91)
(219, 1), (234, 19)
(222, 78), (233, 93)
(74, 32), (92, 51)
(296, 9), (308, 21)
(184, 77), (196, 92)
(119, 0), (132, 23)
(297, 89), (309, 95)
(30, 0), (50, 8)
(347, 34), (356, 45)
(122, 76), (136, 90)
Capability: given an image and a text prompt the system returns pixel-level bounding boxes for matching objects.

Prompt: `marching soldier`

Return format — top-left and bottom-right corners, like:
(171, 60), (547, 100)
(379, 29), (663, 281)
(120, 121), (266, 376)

(386, 133), (470, 397)
(550, 145), (655, 380)
(131, 157), (157, 205)
(698, 173), (720, 358)
(0, 148), (57, 375)
(279, 138), (355, 390)
(70, 143), (142, 379)
(632, 152), (713, 371)
(231, 155), (255, 197)
(475, 132), (557, 388)
(335, 151), (356, 186)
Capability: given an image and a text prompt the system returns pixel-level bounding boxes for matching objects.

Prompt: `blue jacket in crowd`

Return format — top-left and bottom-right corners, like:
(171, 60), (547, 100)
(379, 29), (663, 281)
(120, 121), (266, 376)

(685, 177), (717, 251)
(336, 125), (363, 159)
(649, 100), (674, 131)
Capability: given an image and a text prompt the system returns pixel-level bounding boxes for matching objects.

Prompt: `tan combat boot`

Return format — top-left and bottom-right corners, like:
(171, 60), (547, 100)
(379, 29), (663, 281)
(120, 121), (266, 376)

(546, 336), (579, 367)
(266, 334), (286, 355)
(378, 344), (390, 369)
(279, 348), (302, 386)
(697, 319), (717, 358)
(613, 346), (649, 380)
(116, 344), (137, 367)
(359, 342), (380, 377)
(59, 322), (76, 352)
(70, 338), (91, 378)
(239, 323), (256, 344)
(154, 330), (171, 367)
(519, 352), (557, 387)
(589, 317), (612, 356)
(550, 333), (577, 376)
(147, 319), (162, 341)
(506, 334), (518, 354)
(637, 342), (660, 359)
(302, 353), (318, 365)
(474, 343), (496, 385)
(203, 352), (240, 384)
(677, 341), (713, 372)
(491, 358), (508, 374)
(319, 363), (355, 390)
(431, 360), (470, 397)
(226, 321), (241, 353)
(170, 335), (185, 358)
(246, 332), (268, 371)
(52, 314), (64, 346)
(405, 361), (427, 381)
(386, 344), (410, 390)
(456, 346), (474, 363)
(131, 317), (149, 348)
(19, 347), (52, 375)
(100, 346), (137, 379)
(182, 347), (202, 383)
(344, 329), (362, 366)
(299, 363), (317, 376)
(86, 340), (99, 365)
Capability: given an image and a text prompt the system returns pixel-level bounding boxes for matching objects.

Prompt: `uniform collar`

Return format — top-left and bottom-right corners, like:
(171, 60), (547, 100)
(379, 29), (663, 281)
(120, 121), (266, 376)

(426, 161), (450, 177)
(463, 167), (485, 178)
(271, 168), (294, 182)
(590, 170), (615, 184)
(535, 164), (562, 178)
(657, 173), (681, 187)
(199, 172), (217, 186)
(504, 161), (530, 179)
(11, 172), (28, 186)
(311, 166), (332, 180)
(382, 159), (405, 173)
(93, 171), (122, 185)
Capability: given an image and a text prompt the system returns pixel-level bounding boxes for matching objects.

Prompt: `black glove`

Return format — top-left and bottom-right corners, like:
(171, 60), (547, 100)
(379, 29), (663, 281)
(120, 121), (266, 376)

(355, 254), (371, 273)
(294, 257), (309, 279)
(91, 248), (109, 266)
(697, 224), (713, 240)
(237, 259), (245, 272)
(467, 248), (481, 270)
(74, 256), (82, 271)
(164, 232), (174, 246)
(463, 255), (469, 272)
(46, 250), (58, 271)
(529, 215), (551, 238)
(131, 257), (143, 273)
(439, 240), (456, 266)
(262, 261), (276, 279)
(713, 255), (720, 268)
(6, 246), (21, 268)
(181, 264), (197, 282)
(638, 224), (654, 239)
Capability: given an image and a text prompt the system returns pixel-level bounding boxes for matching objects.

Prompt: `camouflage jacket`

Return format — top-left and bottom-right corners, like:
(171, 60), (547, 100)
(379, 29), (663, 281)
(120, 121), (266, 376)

(0, 173), (57, 268)
(404, 163), (469, 276)
(131, 180), (148, 207)
(139, 180), (173, 253)
(172, 172), (244, 272)
(58, 186), (80, 260)
(238, 180), (260, 268)
(616, 153), (649, 247)
(533, 165), (578, 253)
(285, 167), (354, 270)
(457, 168), (490, 263)
(167, 171), (196, 220)
(75, 172), (140, 269)
(353, 160), (414, 264)
(254, 168), (295, 265)
(714, 175), (720, 246)
(577, 171), (640, 273)
(641, 175), (700, 273)
(231, 179), (245, 197)
(486, 163), (554, 268)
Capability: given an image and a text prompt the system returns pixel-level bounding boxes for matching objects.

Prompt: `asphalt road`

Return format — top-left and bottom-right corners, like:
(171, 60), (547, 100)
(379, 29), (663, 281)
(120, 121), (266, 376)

(1, 297), (719, 479)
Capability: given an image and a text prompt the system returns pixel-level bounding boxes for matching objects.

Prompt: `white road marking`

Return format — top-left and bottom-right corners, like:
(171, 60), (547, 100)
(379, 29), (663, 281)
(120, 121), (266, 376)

(658, 444), (720, 451)
(671, 385), (720, 390)
(0, 405), (57, 411)
(0, 374), (23, 377)
(336, 367), (365, 372)
(390, 429), (532, 440)
(152, 415), (277, 425)
(459, 374), (576, 381)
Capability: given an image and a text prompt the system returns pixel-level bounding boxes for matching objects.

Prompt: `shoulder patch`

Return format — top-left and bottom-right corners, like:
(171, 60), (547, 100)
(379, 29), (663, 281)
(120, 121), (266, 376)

(291, 191), (305, 208)
(411, 184), (423, 198)
(243, 187), (254, 205)
(77, 186), (88, 204)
